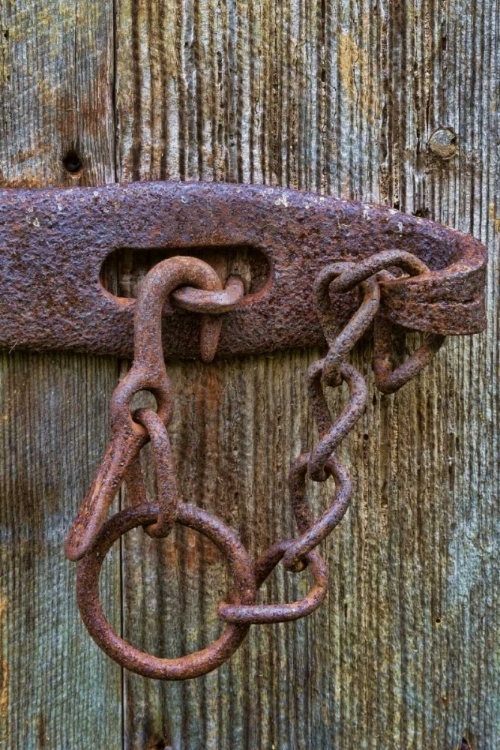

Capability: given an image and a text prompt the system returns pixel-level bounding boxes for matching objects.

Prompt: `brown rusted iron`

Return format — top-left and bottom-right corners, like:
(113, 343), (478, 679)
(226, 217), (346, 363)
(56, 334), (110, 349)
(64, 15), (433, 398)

(316, 252), (447, 394)
(217, 543), (329, 624)
(172, 275), (245, 314)
(0, 182), (487, 360)
(61, 192), (488, 680)
(282, 455), (352, 572)
(132, 408), (179, 539)
(373, 316), (446, 394)
(65, 256), (240, 561)
(76, 501), (256, 680)
(307, 362), (368, 482)
(315, 269), (381, 388)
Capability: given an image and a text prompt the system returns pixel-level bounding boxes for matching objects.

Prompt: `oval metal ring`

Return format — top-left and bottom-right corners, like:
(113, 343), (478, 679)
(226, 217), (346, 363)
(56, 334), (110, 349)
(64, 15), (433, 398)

(217, 540), (328, 625)
(327, 249), (429, 294)
(133, 407), (180, 539)
(77, 502), (256, 680)
(172, 275), (245, 314)
(282, 454), (352, 572)
(307, 361), (367, 482)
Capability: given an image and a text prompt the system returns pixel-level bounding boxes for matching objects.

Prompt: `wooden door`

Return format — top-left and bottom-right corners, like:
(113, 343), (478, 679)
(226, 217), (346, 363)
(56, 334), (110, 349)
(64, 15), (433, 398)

(1, 1), (498, 748)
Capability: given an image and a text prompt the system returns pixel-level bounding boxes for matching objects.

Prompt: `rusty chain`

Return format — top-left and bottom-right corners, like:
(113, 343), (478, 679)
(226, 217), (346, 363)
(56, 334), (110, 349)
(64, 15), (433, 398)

(67, 253), (445, 680)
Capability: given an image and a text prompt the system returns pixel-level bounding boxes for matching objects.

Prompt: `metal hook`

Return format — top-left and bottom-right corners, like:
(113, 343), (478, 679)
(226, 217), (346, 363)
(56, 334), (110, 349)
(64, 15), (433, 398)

(65, 256), (232, 561)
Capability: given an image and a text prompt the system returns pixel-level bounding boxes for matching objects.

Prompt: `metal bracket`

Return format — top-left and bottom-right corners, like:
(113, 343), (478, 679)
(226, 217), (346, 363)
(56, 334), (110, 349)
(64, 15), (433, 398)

(0, 182), (487, 358)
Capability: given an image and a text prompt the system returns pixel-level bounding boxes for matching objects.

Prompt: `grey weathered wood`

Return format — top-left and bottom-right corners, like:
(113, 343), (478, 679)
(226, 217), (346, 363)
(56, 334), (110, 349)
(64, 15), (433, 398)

(0, 354), (122, 749)
(0, 1), (115, 187)
(1, 0), (498, 748)
(0, 2), (121, 749)
(115, 1), (499, 749)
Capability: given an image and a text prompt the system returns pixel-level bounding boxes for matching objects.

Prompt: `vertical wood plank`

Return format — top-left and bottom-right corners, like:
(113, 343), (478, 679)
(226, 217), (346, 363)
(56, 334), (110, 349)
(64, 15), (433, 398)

(0, 0), (115, 186)
(0, 354), (122, 748)
(0, 1), (121, 748)
(119, 0), (497, 747)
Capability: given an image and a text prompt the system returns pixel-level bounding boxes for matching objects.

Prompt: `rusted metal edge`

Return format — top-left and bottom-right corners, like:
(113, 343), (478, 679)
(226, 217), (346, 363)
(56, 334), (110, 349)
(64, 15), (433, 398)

(0, 181), (487, 359)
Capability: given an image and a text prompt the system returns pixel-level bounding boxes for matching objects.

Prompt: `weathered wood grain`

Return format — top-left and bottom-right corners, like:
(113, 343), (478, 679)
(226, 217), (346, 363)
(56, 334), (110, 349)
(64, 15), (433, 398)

(0, 2), (121, 749)
(115, 1), (499, 749)
(0, 354), (122, 749)
(1, 0), (498, 748)
(0, 0), (115, 187)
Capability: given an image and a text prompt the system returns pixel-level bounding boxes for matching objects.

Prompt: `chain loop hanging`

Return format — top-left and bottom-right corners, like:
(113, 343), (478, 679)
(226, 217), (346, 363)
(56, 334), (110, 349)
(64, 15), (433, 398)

(67, 252), (445, 680)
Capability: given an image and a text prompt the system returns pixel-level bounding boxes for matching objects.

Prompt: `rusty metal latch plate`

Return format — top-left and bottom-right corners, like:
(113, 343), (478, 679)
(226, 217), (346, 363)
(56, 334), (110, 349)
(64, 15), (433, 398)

(0, 182), (487, 358)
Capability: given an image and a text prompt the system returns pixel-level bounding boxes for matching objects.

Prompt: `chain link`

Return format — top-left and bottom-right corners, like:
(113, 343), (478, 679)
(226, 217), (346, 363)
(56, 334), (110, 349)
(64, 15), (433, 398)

(68, 252), (445, 679)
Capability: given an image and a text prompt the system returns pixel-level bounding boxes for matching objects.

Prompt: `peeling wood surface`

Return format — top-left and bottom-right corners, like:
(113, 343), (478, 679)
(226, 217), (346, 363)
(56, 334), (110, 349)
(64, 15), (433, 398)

(1, 1), (499, 749)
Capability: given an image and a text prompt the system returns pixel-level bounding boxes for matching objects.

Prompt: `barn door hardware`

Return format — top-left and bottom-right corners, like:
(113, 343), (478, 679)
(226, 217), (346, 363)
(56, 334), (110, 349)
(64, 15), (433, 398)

(0, 182), (486, 680)
(0, 181), (486, 357)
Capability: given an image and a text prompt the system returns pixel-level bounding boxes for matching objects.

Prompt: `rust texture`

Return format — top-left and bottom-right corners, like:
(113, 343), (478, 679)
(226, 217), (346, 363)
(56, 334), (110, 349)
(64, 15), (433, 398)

(0, 181), (487, 359)
(70, 245), (486, 680)
(76, 501), (256, 680)
(64, 256), (229, 561)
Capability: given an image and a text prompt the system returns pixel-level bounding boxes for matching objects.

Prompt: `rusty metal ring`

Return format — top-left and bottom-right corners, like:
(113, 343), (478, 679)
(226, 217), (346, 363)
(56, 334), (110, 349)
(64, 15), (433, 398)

(328, 249), (429, 294)
(282, 455), (352, 572)
(314, 261), (380, 346)
(110, 366), (175, 437)
(307, 361), (368, 482)
(77, 501), (256, 680)
(217, 540), (328, 624)
(373, 316), (446, 394)
(172, 276), (245, 314)
(314, 262), (380, 386)
(132, 408), (180, 538)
